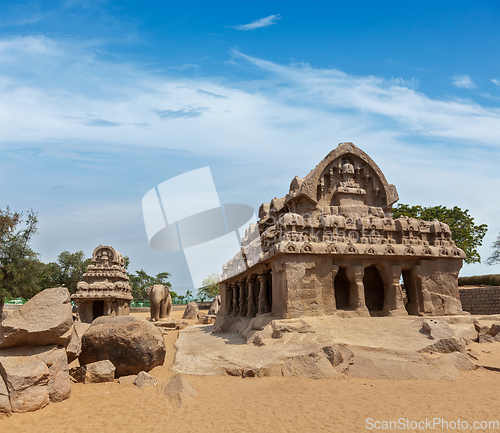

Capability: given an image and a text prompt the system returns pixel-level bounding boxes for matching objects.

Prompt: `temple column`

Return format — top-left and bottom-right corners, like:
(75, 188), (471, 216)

(257, 273), (271, 314)
(346, 266), (369, 317)
(226, 285), (233, 316)
(380, 264), (408, 317)
(232, 283), (240, 316)
(238, 279), (247, 317)
(246, 275), (257, 317)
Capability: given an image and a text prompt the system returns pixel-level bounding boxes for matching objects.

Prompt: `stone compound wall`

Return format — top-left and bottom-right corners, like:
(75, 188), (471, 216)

(459, 286), (500, 315)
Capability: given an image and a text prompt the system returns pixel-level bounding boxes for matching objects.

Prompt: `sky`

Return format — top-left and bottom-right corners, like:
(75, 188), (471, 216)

(0, 0), (499, 294)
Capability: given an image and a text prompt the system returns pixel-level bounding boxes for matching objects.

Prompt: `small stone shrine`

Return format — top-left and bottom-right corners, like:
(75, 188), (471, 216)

(219, 142), (466, 323)
(72, 245), (133, 323)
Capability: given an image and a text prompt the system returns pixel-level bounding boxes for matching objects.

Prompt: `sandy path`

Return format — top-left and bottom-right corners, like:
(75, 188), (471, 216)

(1, 310), (499, 433)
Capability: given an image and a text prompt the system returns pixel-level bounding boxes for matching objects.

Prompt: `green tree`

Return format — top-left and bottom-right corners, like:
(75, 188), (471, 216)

(197, 272), (221, 301)
(40, 251), (92, 294)
(0, 208), (44, 315)
(127, 269), (172, 300)
(486, 232), (500, 265)
(392, 204), (488, 264)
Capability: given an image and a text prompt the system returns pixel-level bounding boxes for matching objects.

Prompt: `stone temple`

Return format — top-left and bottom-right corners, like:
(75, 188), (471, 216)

(72, 245), (133, 323)
(218, 142), (466, 324)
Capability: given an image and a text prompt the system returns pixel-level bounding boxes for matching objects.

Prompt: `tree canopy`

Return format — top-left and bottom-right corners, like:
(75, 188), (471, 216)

(197, 272), (221, 301)
(127, 269), (173, 300)
(391, 204), (488, 264)
(0, 208), (44, 307)
(40, 251), (92, 294)
(486, 232), (500, 266)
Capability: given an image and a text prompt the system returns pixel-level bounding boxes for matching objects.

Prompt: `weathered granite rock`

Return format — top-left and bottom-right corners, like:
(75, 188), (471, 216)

(118, 375), (136, 385)
(66, 327), (82, 364)
(163, 374), (197, 408)
(478, 333), (494, 343)
(322, 344), (354, 373)
(133, 371), (158, 388)
(72, 360), (115, 384)
(421, 319), (455, 340)
(488, 323), (500, 337)
(0, 345), (70, 413)
(474, 323), (491, 334)
(418, 337), (466, 354)
(79, 316), (166, 377)
(0, 375), (12, 418)
(197, 315), (217, 325)
(152, 319), (188, 331)
(0, 288), (73, 349)
(208, 295), (221, 315)
(182, 302), (200, 320)
(438, 352), (479, 371)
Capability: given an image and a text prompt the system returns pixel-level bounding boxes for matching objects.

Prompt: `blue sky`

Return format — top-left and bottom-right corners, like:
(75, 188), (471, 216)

(0, 1), (499, 293)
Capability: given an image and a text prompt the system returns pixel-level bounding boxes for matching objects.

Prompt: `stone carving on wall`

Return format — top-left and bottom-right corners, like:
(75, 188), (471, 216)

(218, 142), (466, 322)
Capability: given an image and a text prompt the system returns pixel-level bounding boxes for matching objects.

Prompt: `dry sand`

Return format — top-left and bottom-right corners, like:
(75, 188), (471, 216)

(2, 309), (500, 433)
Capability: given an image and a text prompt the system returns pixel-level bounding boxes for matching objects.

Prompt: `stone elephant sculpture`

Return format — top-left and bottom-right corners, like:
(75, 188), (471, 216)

(146, 284), (172, 321)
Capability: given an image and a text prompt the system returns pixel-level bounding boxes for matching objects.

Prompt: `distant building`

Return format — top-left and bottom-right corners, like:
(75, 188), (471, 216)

(72, 245), (132, 323)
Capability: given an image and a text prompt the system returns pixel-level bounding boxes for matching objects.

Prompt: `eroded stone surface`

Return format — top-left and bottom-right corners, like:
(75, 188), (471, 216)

(0, 288), (73, 349)
(72, 360), (115, 384)
(79, 316), (166, 377)
(182, 302), (200, 320)
(163, 374), (197, 408)
(133, 371), (158, 388)
(0, 345), (70, 412)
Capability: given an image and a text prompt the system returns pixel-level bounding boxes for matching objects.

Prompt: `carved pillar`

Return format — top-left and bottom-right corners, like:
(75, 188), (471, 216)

(226, 285), (233, 316)
(346, 266), (369, 317)
(381, 265), (408, 317)
(232, 283), (240, 316)
(238, 279), (247, 317)
(257, 273), (271, 314)
(246, 276), (257, 317)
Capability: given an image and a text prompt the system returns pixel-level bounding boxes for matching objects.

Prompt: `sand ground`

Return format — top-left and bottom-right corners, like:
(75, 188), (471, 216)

(1, 310), (500, 433)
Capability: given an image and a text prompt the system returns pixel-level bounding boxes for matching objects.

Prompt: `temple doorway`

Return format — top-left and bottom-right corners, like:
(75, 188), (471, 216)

(363, 265), (385, 314)
(334, 267), (350, 309)
(92, 300), (104, 320)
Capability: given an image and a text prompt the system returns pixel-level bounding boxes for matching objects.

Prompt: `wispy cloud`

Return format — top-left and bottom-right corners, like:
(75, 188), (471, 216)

(85, 118), (120, 127)
(230, 14), (280, 31)
(492, 78), (500, 86)
(451, 74), (476, 89)
(152, 107), (208, 119)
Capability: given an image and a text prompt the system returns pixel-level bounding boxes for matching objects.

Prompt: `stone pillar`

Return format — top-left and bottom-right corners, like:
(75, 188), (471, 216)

(238, 279), (247, 317)
(381, 265), (408, 317)
(246, 276), (257, 317)
(257, 273), (271, 314)
(232, 283), (240, 316)
(226, 284), (233, 316)
(346, 266), (369, 317)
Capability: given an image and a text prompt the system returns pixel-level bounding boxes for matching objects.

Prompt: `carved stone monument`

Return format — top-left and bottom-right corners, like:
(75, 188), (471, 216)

(72, 245), (133, 323)
(218, 142), (466, 324)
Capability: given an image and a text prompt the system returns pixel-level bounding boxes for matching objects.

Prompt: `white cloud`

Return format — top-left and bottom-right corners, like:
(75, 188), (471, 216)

(231, 14), (280, 31)
(1, 35), (499, 283)
(492, 78), (500, 86)
(451, 74), (476, 89)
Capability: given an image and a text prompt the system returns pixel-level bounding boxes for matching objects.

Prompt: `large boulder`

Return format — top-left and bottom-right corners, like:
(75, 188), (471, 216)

(79, 316), (166, 377)
(182, 302), (201, 320)
(0, 375), (12, 418)
(208, 295), (221, 315)
(0, 345), (71, 413)
(0, 288), (73, 349)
